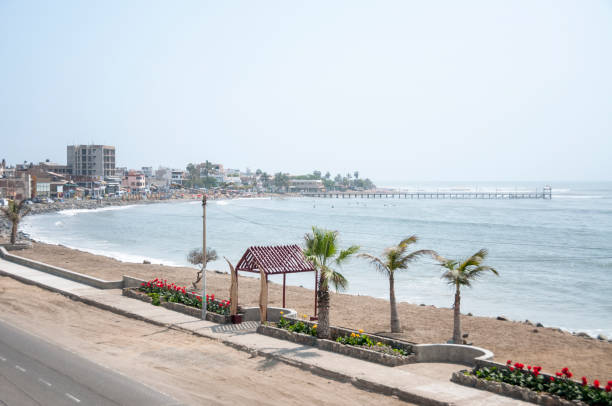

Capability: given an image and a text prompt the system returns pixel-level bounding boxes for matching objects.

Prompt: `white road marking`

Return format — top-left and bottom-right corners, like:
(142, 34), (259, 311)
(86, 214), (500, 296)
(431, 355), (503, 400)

(15, 365), (26, 372)
(65, 393), (81, 403)
(38, 378), (52, 387)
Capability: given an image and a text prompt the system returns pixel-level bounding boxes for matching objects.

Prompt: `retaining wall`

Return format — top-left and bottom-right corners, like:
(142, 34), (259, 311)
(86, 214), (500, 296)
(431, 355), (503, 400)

(0, 247), (122, 289)
(413, 344), (493, 365)
(257, 324), (417, 367)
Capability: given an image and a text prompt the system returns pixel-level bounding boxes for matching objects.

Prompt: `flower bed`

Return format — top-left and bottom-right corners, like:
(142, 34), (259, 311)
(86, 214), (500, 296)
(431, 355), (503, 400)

(257, 314), (415, 367)
(122, 278), (234, 324)
(452, 361), (611, 406)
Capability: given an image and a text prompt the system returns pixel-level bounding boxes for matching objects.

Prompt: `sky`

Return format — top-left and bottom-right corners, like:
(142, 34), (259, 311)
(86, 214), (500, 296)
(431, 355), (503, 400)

(1, 0), (611, 182)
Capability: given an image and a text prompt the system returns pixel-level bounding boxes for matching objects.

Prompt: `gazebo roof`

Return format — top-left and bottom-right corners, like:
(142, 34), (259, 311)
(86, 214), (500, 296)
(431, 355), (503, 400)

(236, 244), (315, 274)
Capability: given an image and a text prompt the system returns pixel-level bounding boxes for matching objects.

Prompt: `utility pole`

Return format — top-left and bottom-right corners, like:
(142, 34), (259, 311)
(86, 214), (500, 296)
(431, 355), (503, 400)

(201, 194), (207, 319)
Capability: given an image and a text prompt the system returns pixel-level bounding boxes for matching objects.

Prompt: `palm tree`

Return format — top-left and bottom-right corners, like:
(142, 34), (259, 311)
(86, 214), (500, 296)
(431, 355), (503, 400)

(441, 249), (498, 344)
(359, 236), (441, 333)
(1, 200), (31, 244)
(304, 226), (359, 339)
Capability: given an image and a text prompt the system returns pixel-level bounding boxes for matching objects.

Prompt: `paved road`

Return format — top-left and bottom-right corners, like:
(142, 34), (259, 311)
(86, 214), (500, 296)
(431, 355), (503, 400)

(0, 320), (182, 406)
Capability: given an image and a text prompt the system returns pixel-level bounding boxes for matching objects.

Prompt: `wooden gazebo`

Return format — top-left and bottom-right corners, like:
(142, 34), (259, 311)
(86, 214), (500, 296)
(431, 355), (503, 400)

(235, 244), (317, 320)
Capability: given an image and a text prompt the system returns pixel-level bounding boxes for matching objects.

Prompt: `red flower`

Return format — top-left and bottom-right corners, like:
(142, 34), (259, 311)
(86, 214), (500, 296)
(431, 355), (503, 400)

(555, 372), (563, 377)
(582, 377), (588, 386)
(605, 385), (611, 393)
(509, 366), (514, 371)
(594, 380), (600, 388)
(527, 365), (532, 370)
(533, 370), (540, 377)
(608, 381), (612, 386)
(549, 377), (555, 382)
(506, 360), (512, 365)
(561, 367), (568, 373)
(141, 282), (145, 286)
(211, 294), (215, 300)
(566, 372), (573, 378)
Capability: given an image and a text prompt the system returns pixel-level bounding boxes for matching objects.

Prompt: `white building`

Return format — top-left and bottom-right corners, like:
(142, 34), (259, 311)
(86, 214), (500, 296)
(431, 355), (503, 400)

(171, 170), (185, 185)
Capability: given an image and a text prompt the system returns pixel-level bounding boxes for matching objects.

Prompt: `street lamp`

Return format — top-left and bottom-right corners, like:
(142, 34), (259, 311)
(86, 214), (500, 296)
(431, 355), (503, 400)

(201, 194), (207, 319)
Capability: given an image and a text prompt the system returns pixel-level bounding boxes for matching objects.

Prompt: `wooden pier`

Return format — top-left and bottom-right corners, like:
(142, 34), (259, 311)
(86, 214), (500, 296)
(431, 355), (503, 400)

(303, 186), (552, 200)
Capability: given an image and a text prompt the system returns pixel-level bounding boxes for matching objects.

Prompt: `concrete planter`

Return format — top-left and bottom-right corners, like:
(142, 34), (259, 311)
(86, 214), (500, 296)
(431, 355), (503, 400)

(451, 371), (589, 406)
(257, 324), (416, 367)
(123, 288), (231, 324)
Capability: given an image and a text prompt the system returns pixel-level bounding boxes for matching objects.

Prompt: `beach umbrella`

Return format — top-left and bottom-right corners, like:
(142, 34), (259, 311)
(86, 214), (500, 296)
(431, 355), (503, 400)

(259, 267), (268, 323)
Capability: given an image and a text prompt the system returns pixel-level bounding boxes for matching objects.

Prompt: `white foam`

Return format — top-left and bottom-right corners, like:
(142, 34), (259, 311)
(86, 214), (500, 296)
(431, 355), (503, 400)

(58, 205), (138, 217)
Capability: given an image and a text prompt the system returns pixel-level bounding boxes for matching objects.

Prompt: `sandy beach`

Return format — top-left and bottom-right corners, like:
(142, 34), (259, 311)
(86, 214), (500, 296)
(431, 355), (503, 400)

(6, 240), (611, 382)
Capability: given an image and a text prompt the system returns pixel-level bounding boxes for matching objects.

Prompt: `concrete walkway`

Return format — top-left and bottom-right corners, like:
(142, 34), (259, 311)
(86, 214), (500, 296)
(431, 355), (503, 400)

(0, 256), (529, 406)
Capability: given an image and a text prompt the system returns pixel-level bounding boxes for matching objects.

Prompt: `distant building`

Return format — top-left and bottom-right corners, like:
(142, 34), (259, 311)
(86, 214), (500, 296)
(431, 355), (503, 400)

(115, 167), (128, 177)
(67, 145), (116, 178)
(122, 170), (146, 192)
(0, 171), (32, 200)
(171, 170), (185, 185)
(288, 179), (325, 193)
(39, 161), (72, 176)
(141, 167), (153, 178)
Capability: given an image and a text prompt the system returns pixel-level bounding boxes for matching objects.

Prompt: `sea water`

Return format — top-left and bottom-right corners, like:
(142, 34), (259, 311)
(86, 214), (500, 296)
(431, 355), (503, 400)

(21, 182), (612, 337)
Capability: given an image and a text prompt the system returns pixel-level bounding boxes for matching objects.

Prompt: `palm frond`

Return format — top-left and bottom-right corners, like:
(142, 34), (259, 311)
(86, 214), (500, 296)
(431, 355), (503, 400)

(358, 253), (390, 275)
(398, 235), (418, 247)
(402, 249), (444, 264)
(335, 245), (359, 266)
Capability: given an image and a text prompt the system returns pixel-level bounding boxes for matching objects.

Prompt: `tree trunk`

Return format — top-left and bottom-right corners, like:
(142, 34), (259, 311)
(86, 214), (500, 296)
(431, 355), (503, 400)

(191, 269), (203, 290)
(10, 220), (18, 245)
(389, 274), (401, 333)
(452, 284), (462, 344)
(317, 287), (331, 339)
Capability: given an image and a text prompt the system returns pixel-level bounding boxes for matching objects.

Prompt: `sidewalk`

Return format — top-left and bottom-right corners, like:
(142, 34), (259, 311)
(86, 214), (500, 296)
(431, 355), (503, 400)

(0, 256), (529, 406)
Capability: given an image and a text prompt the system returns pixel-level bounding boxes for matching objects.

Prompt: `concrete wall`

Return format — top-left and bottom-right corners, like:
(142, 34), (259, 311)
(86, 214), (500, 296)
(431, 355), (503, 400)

(241, 307), (297, 323)
(0, 247), (122, 289)
(413, 344), (494, 366)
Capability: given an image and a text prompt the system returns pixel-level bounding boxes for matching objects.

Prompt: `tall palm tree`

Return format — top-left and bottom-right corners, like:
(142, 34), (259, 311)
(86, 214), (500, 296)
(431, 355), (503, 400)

(441, 249), (498, 344)
(1, 200), (31, 244)
(359, 236), (442, 333)
(303, 226), (359, 339)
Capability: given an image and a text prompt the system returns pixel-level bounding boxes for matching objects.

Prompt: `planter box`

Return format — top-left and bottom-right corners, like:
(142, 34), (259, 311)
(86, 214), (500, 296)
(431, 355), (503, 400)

(451, 371), (589, 406)
(123, 288), (231, 324)
(257, 324), (416, 367)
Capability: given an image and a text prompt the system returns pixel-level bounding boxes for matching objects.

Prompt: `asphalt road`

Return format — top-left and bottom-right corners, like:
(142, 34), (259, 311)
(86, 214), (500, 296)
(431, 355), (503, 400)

(0, 319), (182, 406)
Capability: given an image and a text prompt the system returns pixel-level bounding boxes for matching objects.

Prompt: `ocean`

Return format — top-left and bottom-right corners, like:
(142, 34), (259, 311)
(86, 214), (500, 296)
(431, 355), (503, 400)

(21, 182), (612, 338)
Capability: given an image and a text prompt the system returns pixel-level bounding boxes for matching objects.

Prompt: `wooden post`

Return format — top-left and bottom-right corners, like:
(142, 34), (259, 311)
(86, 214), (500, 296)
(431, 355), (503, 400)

(282, 273), (286, 308)
(314, 269), (318, 318)
(259, 268), (268, 323)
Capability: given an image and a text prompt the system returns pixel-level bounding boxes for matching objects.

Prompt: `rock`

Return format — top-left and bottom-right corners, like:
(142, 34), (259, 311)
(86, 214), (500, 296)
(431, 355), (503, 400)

(420, 303), (426, 306)
(462, 333), (469, 338)
(467, 312), (473, 316)
(142, 260), (151, 264)
(525, 320), (533, 325)
(597, 334), (607, 341)
(536, 322), (544, 327)
(576, 332), (591, 339)
(497, 315), (507, 321)
(532, 329), (539, 333)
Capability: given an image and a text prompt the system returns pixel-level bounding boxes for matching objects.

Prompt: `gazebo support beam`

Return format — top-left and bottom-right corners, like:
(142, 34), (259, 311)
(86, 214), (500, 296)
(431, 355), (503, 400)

(282, 274), (286, 308)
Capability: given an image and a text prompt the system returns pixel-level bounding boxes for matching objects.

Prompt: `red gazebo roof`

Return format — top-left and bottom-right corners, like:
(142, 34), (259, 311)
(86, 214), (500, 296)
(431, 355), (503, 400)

(236, 244), (315, 274)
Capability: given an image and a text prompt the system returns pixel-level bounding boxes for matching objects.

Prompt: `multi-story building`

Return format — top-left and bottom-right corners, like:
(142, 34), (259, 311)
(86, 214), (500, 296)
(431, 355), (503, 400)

(39, 161), (72, 176)
(171, 170), (185, 185)
(122, 170), (146, 192)
(141, 167), (153, 178)
(67, 145), (116, 178)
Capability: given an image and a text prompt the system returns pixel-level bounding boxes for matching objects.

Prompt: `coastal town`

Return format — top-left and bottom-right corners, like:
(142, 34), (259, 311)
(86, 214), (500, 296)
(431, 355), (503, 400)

(0, 143), (376, 203)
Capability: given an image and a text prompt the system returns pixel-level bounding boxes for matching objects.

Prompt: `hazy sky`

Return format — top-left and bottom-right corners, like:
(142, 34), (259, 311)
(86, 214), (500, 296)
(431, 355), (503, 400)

(1, 1), (611, 182)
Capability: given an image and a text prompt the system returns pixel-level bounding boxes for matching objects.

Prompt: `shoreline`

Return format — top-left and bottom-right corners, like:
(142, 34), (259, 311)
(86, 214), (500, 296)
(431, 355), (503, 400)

(2, 239), (611, 382)
(6, 197), (612, 340)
